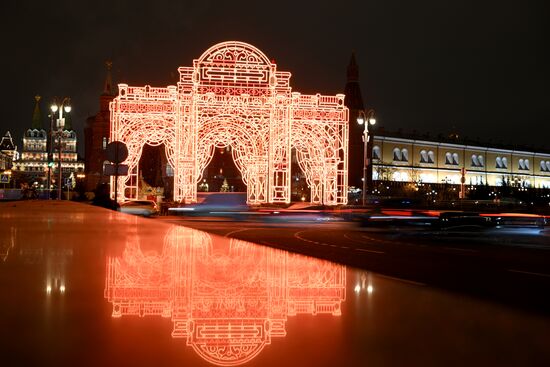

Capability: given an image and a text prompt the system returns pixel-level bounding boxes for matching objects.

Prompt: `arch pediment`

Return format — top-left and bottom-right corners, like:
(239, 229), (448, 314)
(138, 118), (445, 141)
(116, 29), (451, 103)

(198, 41), (272, 67)
(195, 41), (274, 88)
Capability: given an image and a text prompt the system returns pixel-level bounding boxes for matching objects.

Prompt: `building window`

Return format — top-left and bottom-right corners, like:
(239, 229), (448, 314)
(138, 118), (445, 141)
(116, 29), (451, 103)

(445, 152), (452, 165)
(401, 149), (409, 162)
(427, 150), (435, 163)
(420, 150), (428, 163)
(541, 161), (547, 172)
(392, 171), (409, 182)
(393, 148), (402, 162)
(102, 137), (108, 150)
(471, 154), (484, 167)
(446, 152), (458, 165)
(519, 158), (529, 170)
(372, 146), (381, 160)
(496, 156), (508, 169)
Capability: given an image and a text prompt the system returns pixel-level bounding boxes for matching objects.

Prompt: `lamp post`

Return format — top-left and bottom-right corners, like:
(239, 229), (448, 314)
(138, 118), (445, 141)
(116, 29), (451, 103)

(50, 98), (71, 200)
(47, 112), (55, 199)
(357, 109), (376, 206)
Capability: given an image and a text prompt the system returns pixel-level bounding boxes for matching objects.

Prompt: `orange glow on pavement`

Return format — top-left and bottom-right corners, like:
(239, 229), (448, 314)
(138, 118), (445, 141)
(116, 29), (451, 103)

(104, 226), (346, 366)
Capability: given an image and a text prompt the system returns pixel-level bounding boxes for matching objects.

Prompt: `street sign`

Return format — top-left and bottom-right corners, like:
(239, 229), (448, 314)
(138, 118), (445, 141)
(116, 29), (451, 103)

(0, 174), (10, 183)
(106, 141), (128, 164)
(104, 163), (129, 176)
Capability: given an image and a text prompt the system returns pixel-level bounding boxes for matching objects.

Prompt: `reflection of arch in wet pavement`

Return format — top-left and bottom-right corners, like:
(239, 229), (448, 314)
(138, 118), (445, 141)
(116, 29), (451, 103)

(104, 226), (346, 366)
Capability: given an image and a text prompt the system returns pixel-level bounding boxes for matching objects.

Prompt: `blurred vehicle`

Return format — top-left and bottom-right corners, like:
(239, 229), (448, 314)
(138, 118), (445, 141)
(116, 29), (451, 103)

(356, 209), (438, 228)
(169, 193), (249, 217)
(435, 211), (493, 229)
(480, 213), (547, 228)
(257, 205), (346, 223)
(118, 200), (159, 217)
(369, 197), (421, 208)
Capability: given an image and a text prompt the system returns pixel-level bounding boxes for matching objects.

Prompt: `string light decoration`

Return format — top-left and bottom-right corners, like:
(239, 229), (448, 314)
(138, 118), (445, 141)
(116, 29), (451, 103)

(110, 41), (349, 205)
(104, 226), (346, 366)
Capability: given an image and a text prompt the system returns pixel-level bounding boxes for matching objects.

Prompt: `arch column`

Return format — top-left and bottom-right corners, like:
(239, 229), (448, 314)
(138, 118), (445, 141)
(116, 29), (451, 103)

(268, 104), (291, 203)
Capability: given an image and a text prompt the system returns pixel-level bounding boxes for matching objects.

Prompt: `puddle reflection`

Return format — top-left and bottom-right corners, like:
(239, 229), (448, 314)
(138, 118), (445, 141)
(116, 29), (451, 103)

(104, 226), (346, 366)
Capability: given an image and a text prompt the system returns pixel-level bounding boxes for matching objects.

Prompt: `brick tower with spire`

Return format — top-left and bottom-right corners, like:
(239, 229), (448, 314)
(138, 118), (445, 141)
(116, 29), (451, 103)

(84, 61), (115, 192)
(344, 52), (367, 194)
(31, 95), (43, 130)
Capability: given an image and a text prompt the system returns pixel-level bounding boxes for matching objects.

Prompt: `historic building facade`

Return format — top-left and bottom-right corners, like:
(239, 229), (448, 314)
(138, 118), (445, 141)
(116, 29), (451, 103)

(0, 131), (17, 170)
(372, 134), (550, 189)
(11, 96), (84, 186)
(343, 54), (550, 192)
(343, 52), (367, 190)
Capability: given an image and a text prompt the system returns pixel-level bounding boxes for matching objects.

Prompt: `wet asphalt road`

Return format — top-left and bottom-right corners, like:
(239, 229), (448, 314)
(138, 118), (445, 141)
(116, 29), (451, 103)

(158, 215), (550, 315)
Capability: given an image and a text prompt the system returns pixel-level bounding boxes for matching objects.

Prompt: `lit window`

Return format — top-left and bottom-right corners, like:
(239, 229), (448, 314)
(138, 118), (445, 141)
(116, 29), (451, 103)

(471, 154), (479, 167)
(478, 155), (484, 167)
(393, 148), (402, 161)
(497, 156), (509, 169)
(420, 150), (428, 163)
(445, 152), (453, 165)
(102, 137), (108, 150)
(401, 149), (409, 162)
(427, 150), (435, 163)
(541, 161), (547, 172)
(502, 157), (508, 169)
(372, 146), (381, 160)
(452, 153), (459, 165)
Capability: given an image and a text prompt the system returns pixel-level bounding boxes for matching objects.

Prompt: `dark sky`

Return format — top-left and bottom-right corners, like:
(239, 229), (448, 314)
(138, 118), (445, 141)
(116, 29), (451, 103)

(2, 0), (548, 155)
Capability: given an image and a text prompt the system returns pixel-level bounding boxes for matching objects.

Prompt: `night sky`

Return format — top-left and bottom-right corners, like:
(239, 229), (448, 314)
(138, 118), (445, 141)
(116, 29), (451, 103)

(2, 0), (548, 155)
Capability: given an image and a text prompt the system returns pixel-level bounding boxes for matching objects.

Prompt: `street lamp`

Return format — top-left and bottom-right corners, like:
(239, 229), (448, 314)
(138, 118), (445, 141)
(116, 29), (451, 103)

(357, 109), (376, 206)
(50, 98), (71, 200)
(47, 110), (56, 199)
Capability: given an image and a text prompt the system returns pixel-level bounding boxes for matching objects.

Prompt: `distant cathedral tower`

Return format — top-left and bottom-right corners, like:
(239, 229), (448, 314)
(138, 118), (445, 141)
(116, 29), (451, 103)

(84, 61), (115, 192)
(344, 52), (366, 192)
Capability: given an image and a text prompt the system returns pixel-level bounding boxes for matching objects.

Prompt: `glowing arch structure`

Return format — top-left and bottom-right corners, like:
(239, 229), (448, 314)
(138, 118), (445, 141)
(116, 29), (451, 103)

(110, 41), (349, 205)
(104, 226), (346, 366)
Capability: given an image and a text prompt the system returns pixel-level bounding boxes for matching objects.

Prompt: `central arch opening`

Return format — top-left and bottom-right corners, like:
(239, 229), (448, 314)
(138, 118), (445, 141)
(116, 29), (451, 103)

(201, 146), (245, 193)
(196, 115), (268, 204)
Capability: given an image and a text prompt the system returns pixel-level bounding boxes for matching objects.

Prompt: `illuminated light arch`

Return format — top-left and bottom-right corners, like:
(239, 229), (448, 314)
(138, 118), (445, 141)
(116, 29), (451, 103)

(110, 41), (349, 205)
(104, 226), (346, 366)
